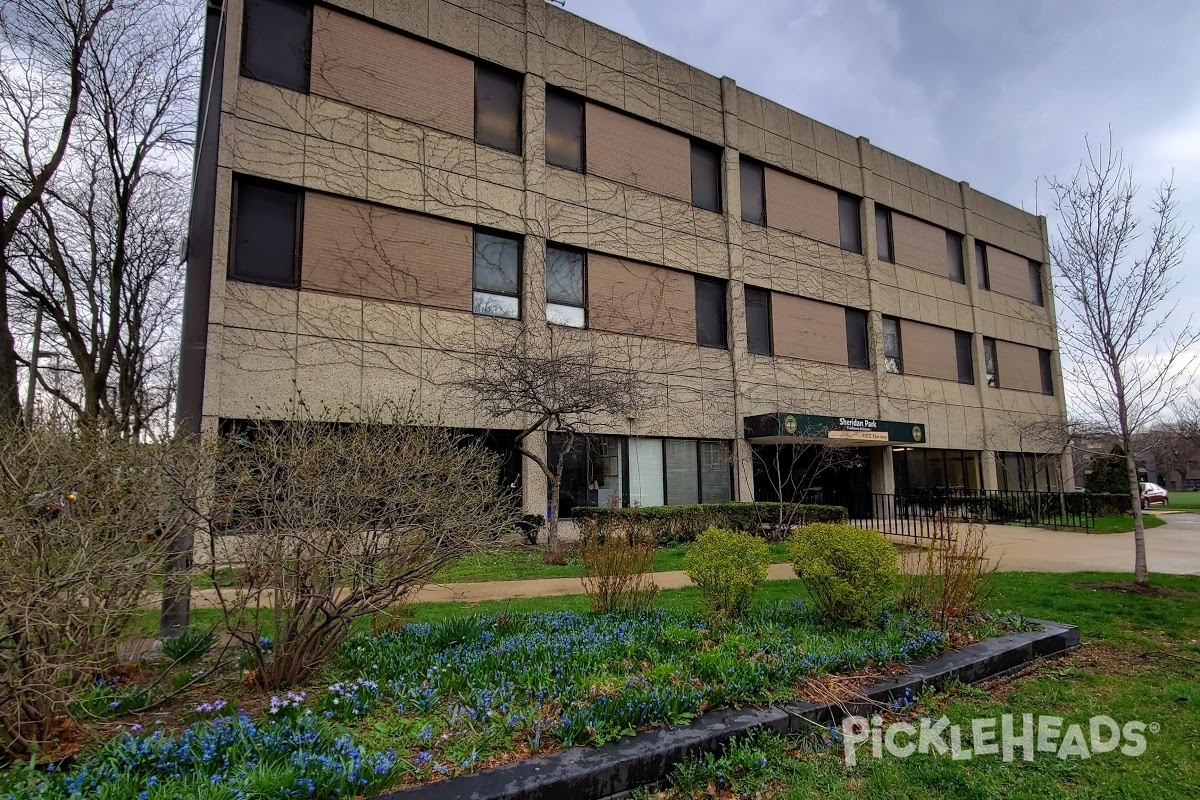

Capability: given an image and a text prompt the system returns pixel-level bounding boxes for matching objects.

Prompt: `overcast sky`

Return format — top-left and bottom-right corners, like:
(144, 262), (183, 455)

(564, 0), (1200, 305)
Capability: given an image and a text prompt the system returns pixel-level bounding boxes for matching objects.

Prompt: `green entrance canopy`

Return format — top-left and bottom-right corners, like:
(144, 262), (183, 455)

(743, 413), (927, 445)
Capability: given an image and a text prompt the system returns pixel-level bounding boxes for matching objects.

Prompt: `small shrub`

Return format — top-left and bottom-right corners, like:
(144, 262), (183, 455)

(899, 516), (995, 629)
(579, 506), (658, 613)
(684, 527), (770, 621)
(790, 523), (898, 626)
(161, 626), (217, 664)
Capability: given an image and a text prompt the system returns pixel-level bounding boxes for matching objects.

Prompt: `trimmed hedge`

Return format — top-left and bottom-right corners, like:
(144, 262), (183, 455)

(571, 502), (849, 545)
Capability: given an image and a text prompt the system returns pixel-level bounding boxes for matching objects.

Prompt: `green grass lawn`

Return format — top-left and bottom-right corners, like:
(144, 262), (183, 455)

(430, 541), (792, 583)
(1166, 490), (1200, 509)
(635, 570), (1200, 799)
(1091, 514), (1167, 533)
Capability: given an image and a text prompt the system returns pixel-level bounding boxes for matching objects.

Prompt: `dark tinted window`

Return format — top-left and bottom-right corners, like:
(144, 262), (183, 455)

(699, 441), (732, 502)
(475, 64), (521, 153)
(473, 230), (521, 318)
(983, 337), (998, 387)
(230, 177), (301, 287)
(883, 316), (902, 373)
(947, 231), (965, 283)
(546, 245), (585, 327)
(545, 88), (583, 171)
(695, 277), (727, 348)
(690, 142), (721, 212)
(976, 241), (990, 289)
(839, 193), (862, 253)
(739, 158), (765, 225)
(241, 0), (311, 92)
(875, 206), (893, 262)
(954, 330), (974, 384)
(1039, 349), (1054, 395)
(846, 308), (869, 370)
(1029, 260), (1045, 306)
(745, 287), (771, 355)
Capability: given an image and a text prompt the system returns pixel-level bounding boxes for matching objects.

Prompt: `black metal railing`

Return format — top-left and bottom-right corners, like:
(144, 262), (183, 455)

(815, 488), (1096, 542)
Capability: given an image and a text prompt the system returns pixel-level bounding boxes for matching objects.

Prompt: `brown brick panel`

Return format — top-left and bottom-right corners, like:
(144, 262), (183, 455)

(587, 254), (695, 343)
(771, 293), (846, 365)
(302, 192), (473, 310)
(585, 104), (691, 203)
(995, 339), (1042, 392)
(763, 168), (840, 247)
(986, 244), (1033, 302)
(310, 7), (474, 139)
(893, 213), (948, 278)
(900, 320), (959, 382)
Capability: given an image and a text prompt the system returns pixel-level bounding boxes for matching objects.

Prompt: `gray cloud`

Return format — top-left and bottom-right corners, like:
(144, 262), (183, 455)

(564, 0), (1200, 299)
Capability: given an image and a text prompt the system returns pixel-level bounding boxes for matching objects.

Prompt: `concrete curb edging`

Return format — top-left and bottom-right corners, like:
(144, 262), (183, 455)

(376, 620), (1080, 800)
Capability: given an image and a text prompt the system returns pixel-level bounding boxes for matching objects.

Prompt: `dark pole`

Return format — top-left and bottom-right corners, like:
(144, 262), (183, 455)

(160, 0), (227, 638)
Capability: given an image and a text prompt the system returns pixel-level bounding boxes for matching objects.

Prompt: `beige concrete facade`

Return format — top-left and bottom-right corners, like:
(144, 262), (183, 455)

(190, 0), (1073, 513)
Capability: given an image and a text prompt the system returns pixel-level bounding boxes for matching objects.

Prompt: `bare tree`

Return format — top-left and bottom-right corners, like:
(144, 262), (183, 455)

(191, 402), (521, 689)
(5, 0), (196, 435)
(454, 325), (646, 561)
(1049, 132), (1196, 585)
(0, 418), (190, 757)
(0, 0), (116, 425)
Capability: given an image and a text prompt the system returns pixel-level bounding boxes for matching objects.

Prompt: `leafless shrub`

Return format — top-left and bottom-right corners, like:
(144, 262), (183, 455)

(578, 503), (658, 613)
(899, 515), (996, 630)
(0, 419), (188, 757)
(195, 402), (521, 689)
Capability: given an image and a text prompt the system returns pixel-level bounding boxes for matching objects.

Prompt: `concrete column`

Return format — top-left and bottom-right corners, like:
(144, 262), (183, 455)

(734, 438), (755, 502)
(871, 446), (897, 494)
(522, 429), (549, 517)
(981, 449), (1000, 490)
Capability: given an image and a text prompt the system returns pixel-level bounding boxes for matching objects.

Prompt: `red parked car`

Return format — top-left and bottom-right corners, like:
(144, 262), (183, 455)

(1139, 482), (1169, 509)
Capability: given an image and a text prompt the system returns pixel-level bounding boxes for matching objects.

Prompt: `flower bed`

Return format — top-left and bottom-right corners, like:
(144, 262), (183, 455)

(0, 603), (1015, 799)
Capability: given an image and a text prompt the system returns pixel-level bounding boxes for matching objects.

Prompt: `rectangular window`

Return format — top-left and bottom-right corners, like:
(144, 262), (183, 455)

(241, 0), (311, 93)
(1039, 348), (1054, 395)
(845, 308), (870, 370)
(883, 316), (902, 374)
(875, 206), (893, 263)
(1029, 260), (1045, 306)
(983, 337), (998, 387)
(954, 330), (974, 384)
(695, 277), (727, 349)
(628, 437), (665, 508)
(838, 193), (862, 254)
(975, 241), (990, 290)
(946, 231), (965, 283)
(230, 177), (301, 287)
(475, 63), (522, 154)
(690, 141), (721, 212)
(664, 440), (699, 506)
(699, 440), (732, 502)
(739, 158), (765, 226)
(745, 287), (772, 355)
(546, 245), (585, 327)
(473, 230), (521, 318)
(545, 88), (583, 171)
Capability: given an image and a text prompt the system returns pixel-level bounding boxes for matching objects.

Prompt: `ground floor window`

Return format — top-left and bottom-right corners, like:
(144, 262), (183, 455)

(995, 451), (1060, 492)
(548, 434), (733, 517)
(894, 448), (981, 491)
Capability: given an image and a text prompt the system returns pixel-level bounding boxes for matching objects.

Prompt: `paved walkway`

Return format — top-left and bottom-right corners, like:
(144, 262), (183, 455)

(171, 513), (1200, 610)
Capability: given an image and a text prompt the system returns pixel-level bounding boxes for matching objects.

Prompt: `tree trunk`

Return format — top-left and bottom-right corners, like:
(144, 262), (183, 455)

(1125, 446), (1149, 586)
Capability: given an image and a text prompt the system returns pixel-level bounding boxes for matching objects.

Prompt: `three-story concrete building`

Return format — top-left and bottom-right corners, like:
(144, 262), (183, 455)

(179, 0), (1073, 517)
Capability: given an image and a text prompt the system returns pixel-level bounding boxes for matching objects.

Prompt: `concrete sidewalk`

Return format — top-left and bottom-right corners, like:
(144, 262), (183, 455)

(167, 514), (1200, 610)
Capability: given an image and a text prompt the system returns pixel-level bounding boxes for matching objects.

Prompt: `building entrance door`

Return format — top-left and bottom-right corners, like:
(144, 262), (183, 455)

(751, 444), (871, 512)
